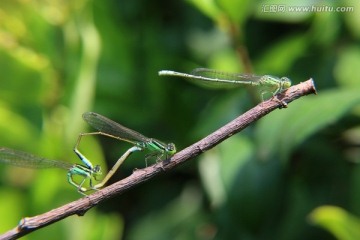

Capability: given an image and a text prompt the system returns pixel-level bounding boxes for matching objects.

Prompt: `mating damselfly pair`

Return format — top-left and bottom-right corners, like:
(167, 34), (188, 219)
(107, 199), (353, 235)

(0, 112), (176, 195)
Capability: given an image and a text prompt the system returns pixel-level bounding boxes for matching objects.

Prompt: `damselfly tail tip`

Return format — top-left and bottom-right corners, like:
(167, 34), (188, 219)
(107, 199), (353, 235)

(158, 70), (173, 76)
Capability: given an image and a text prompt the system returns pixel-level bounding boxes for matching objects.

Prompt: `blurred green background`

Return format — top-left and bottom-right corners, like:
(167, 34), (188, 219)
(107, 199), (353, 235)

(1, 0), (360, 239)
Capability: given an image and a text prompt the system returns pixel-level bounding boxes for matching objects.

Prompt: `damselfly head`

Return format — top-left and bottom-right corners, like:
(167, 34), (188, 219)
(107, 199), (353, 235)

(94, 164), (102, 175)
(281, 77), (292, 90)
(167, 143), (176, 155)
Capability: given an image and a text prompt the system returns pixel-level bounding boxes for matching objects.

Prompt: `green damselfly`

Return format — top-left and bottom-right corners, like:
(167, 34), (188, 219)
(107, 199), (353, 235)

(159, 68), (292, 100)
(75, 112), (176, 190)
(0, 147), (102, 194)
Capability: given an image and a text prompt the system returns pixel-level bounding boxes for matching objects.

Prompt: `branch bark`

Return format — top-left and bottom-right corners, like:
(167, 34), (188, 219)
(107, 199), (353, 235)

(0, 79), (317, 240)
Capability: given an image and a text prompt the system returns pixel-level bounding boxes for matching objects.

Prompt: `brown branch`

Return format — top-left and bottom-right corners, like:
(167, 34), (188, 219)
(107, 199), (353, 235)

(0, 79), (317, 240)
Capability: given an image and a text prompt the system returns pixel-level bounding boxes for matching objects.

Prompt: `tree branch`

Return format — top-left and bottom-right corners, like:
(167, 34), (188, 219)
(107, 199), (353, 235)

(0, 79), (317, 240)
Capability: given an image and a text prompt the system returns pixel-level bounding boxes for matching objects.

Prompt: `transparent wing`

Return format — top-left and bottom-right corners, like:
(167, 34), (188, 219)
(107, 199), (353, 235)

(83, 112), (149, 143)
(0, 147), (72, 170)
(191, 68), (262, 81)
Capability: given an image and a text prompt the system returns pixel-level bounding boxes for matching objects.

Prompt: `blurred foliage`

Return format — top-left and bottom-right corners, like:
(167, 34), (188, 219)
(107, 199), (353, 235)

(0, 0), (360, 239)
(309, 206), (360, 240)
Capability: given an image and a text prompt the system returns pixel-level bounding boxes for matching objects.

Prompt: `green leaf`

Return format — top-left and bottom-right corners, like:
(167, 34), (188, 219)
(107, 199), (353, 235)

(186, 0), (222, 22)
(0, 106), (39, 148)
(127, 185), (204, 240)
(343, 0), (360, 39)
(217, 0), (254, 24)
(255, 34), (308, 74)
(0, 190), (24, 232)
(334, 45), (360, 89)
(198, 135), (254, 206)
(309, 206), (360, 240)
(309, 11), (341, 47)
(255, 88), (360, 161)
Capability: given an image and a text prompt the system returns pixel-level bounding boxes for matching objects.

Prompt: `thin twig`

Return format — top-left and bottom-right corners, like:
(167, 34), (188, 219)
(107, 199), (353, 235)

(0, 79), (316, 240)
